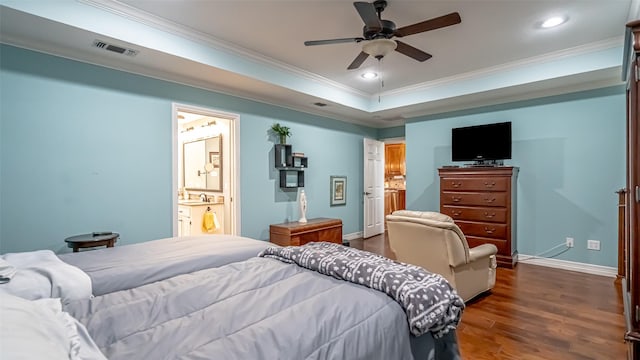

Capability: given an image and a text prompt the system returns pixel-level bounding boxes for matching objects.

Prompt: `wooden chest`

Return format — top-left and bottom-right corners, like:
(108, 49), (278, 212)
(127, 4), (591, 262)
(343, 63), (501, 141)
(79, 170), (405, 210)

(269, 218), (343, 246)
(439, 167), (518, 268)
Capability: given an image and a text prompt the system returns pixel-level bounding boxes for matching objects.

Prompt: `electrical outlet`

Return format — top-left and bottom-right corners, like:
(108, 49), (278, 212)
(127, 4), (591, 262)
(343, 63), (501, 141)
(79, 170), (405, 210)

(587, 240), (601, 251)
(566, 237), (574, 248)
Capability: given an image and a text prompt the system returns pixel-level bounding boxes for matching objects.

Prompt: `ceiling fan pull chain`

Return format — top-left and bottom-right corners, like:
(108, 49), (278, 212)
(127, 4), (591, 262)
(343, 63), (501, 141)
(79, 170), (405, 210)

(378, 58), (382, 103)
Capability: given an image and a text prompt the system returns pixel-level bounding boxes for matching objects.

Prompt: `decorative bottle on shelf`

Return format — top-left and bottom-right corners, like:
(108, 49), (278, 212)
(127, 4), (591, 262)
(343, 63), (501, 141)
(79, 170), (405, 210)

(298, 189), (308, 223)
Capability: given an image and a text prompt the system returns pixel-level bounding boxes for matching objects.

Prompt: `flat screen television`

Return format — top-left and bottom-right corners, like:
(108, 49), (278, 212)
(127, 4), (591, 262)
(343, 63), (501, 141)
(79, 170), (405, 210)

(451, 122), (512, 162)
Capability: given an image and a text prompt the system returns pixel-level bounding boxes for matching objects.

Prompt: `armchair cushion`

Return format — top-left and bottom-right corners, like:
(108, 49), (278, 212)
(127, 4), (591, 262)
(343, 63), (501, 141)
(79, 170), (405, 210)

(387, 211), (470, 262)
(390, 210), (454, 223)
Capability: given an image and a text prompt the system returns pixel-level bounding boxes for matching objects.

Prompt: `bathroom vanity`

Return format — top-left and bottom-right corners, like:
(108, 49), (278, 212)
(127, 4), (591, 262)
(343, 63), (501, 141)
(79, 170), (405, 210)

(177, 200), (225, 236)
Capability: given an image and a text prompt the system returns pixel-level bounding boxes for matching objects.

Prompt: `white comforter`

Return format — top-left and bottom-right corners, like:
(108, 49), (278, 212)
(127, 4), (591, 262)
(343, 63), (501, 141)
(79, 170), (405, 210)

(0, 250), (92, 303)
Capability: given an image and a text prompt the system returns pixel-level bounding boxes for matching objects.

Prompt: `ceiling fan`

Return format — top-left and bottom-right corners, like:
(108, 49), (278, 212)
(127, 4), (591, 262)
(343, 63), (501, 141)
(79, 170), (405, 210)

(304, 0), (461, 70)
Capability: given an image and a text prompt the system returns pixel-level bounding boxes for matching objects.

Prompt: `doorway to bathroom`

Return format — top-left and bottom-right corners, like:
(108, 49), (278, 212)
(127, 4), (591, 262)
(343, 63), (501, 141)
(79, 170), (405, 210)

(172, 103), (240, 236)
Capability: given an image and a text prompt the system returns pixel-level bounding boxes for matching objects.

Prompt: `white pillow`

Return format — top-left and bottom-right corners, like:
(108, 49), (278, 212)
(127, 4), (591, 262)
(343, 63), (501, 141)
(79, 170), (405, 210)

(0, 293), (106, 360)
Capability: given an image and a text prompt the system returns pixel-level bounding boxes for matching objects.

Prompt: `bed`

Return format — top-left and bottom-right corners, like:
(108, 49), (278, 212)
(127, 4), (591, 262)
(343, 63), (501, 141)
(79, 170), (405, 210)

(0, 235), (272, 301)
(60, 243), (464, 360)
(1, 242), (464, 360)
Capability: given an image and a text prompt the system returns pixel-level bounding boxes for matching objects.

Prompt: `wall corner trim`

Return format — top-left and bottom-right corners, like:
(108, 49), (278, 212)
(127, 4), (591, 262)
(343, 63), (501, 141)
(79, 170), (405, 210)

(518, 254), (617, 278)
(343, 232), (364, 241)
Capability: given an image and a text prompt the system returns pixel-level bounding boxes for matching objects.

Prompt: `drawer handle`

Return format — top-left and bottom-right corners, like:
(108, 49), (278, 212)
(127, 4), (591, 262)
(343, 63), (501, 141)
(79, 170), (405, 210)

(484, 181), (496, 188)
(451, 181), (462, 188)
(484, 197), (496, 203)
(484, 212), (495, 219)
(452, 211), (462, 217)
(484, 227), (496, 234)
(451, 196), (461, 202)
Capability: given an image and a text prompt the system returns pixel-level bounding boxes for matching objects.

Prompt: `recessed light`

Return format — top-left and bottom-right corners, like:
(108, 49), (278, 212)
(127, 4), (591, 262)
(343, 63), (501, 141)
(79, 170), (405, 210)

(541, 16), (567, 28)
(361, 72), (378, 79)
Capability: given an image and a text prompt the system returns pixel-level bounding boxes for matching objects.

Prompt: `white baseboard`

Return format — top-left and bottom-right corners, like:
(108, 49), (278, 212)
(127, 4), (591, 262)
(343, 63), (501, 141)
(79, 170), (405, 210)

(518, 254), (617, 278)
(343, 232), (363, 241)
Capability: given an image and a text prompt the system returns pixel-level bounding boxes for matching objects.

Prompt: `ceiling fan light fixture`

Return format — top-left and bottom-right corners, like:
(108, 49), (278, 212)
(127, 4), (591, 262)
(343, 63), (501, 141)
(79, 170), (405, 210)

(362, 39), (397, 59)
(541, 16), (567, 28)
(361, 71), (378, 79)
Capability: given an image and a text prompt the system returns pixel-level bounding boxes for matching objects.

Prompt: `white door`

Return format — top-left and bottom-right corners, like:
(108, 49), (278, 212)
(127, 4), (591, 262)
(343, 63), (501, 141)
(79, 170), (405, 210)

(363, 138), (385, 238)
(183, 140), (206, 189)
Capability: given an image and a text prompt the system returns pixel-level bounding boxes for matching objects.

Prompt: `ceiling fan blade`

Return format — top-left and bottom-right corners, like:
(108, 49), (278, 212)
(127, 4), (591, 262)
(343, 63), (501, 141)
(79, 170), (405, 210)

(354, 2), (382, 31)
(395, 40), (432, 62)
(347, 51), (370, 70)
(395, 12), (461, 37)
(304, 37), (364, 46)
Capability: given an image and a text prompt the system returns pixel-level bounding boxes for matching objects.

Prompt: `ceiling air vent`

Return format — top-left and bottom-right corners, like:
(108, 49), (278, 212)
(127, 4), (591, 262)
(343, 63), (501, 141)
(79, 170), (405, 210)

(92, 40), (139, 57)
(313, 102), (328, 107)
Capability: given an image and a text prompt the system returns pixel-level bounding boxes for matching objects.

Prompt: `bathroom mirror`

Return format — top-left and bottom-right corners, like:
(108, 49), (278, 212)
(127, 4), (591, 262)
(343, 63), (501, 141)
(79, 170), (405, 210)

(183, 135), (222, 192)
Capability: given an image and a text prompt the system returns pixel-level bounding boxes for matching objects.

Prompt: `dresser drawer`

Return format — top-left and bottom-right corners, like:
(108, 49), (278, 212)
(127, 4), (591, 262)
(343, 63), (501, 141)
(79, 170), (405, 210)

(442, 206), (507, 223)
(441, 177), (508, 192)
(270, 218), (342, 246)
(441, 192), (508, 207)
(456, 221), (507, 239)
(295, 227), (343, 246)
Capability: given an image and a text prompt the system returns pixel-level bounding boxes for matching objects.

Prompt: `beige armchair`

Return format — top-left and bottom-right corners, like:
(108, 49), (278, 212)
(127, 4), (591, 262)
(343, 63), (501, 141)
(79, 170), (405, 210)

(386, 210), (498, 302)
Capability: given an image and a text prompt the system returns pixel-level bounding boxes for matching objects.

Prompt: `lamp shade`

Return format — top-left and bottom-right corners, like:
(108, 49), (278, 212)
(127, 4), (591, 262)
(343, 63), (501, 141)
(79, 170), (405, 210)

(362, 39), (397, 59)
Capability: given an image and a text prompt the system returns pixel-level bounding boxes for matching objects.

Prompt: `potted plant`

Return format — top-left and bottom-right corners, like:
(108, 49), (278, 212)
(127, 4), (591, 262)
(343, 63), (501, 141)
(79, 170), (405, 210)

(271, 123), (292, 144)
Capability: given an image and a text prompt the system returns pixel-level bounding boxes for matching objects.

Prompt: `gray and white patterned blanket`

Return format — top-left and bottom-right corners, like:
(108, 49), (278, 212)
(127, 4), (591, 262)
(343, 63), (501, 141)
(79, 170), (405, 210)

(259, 242), (464, 337)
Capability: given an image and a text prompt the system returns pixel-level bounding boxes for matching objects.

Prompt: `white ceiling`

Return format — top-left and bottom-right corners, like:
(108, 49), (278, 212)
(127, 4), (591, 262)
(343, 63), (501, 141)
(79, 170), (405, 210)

(0, 0), (636, 127)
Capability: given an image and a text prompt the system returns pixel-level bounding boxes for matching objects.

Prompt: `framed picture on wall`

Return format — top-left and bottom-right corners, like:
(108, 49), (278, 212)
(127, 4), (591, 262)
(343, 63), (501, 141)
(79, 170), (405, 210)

(330, 176), (347, 206)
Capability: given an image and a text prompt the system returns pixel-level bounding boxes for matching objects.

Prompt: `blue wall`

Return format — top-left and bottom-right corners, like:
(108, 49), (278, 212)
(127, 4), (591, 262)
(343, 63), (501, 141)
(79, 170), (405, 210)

(0, 44), (375, 253)
(0, 44), (628, 268)
(404, 87), (626, 267)
(377, 126), (405, 140)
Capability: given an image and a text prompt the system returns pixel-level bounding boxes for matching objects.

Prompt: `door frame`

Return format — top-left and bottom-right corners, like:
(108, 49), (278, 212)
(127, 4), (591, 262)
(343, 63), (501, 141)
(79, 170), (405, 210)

(172, 103), (241, 236)
(363, 138), (385, 238)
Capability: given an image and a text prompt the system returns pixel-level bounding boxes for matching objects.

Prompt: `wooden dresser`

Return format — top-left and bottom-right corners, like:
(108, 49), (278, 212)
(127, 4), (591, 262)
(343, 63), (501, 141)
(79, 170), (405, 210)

(439, 167), (518, 268)
(269, 218), (343, 246)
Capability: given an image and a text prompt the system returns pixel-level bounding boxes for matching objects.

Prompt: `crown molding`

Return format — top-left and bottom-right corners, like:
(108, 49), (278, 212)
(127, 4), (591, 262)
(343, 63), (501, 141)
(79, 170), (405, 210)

(380, 36), (623, 98)
(79, 0), (370, 99)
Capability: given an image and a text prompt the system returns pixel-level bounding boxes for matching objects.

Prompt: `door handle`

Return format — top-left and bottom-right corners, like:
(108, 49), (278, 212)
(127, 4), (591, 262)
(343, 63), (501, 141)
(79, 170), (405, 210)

(484, 227), (496, 234)
(451, 181), (462, 188)
(484, 197), (496, 203)
(451, 196), (461, 202)
(484, 212), (495, 219)
(452, 211), (462, 216)
(364, 192), (372, 196)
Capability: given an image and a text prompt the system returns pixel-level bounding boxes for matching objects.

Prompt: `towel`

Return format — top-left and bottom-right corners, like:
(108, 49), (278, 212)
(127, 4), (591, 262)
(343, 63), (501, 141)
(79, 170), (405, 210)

(202, 211), (220, 233)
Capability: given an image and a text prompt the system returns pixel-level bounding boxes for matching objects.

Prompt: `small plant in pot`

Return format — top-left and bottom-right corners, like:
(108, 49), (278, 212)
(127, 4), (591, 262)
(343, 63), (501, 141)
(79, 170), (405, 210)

(271, 123), (292, 144)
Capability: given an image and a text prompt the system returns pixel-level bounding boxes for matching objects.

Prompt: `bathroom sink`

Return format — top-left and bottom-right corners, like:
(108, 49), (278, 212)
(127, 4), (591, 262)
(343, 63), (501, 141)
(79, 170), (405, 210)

(179, 199), (223, 205)
(179, 200), (209, 205)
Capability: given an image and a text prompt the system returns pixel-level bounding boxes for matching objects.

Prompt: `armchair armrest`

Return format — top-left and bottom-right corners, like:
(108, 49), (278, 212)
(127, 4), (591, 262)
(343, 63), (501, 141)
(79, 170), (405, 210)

(468, 244), (498, 262)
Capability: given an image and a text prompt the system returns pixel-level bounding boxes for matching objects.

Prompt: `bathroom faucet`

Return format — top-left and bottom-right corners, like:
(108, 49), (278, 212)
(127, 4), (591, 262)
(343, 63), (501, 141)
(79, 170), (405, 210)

(199, 193), (208, 202)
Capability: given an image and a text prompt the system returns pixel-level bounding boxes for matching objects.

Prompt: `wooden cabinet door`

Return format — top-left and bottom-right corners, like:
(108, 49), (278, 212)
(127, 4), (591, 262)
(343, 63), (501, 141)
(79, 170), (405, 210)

(385, 144), (405, 176)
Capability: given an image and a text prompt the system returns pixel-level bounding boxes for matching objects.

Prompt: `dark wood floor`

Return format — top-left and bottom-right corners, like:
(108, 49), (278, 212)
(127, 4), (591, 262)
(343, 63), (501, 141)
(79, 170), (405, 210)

(349, 233), (627, 360)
